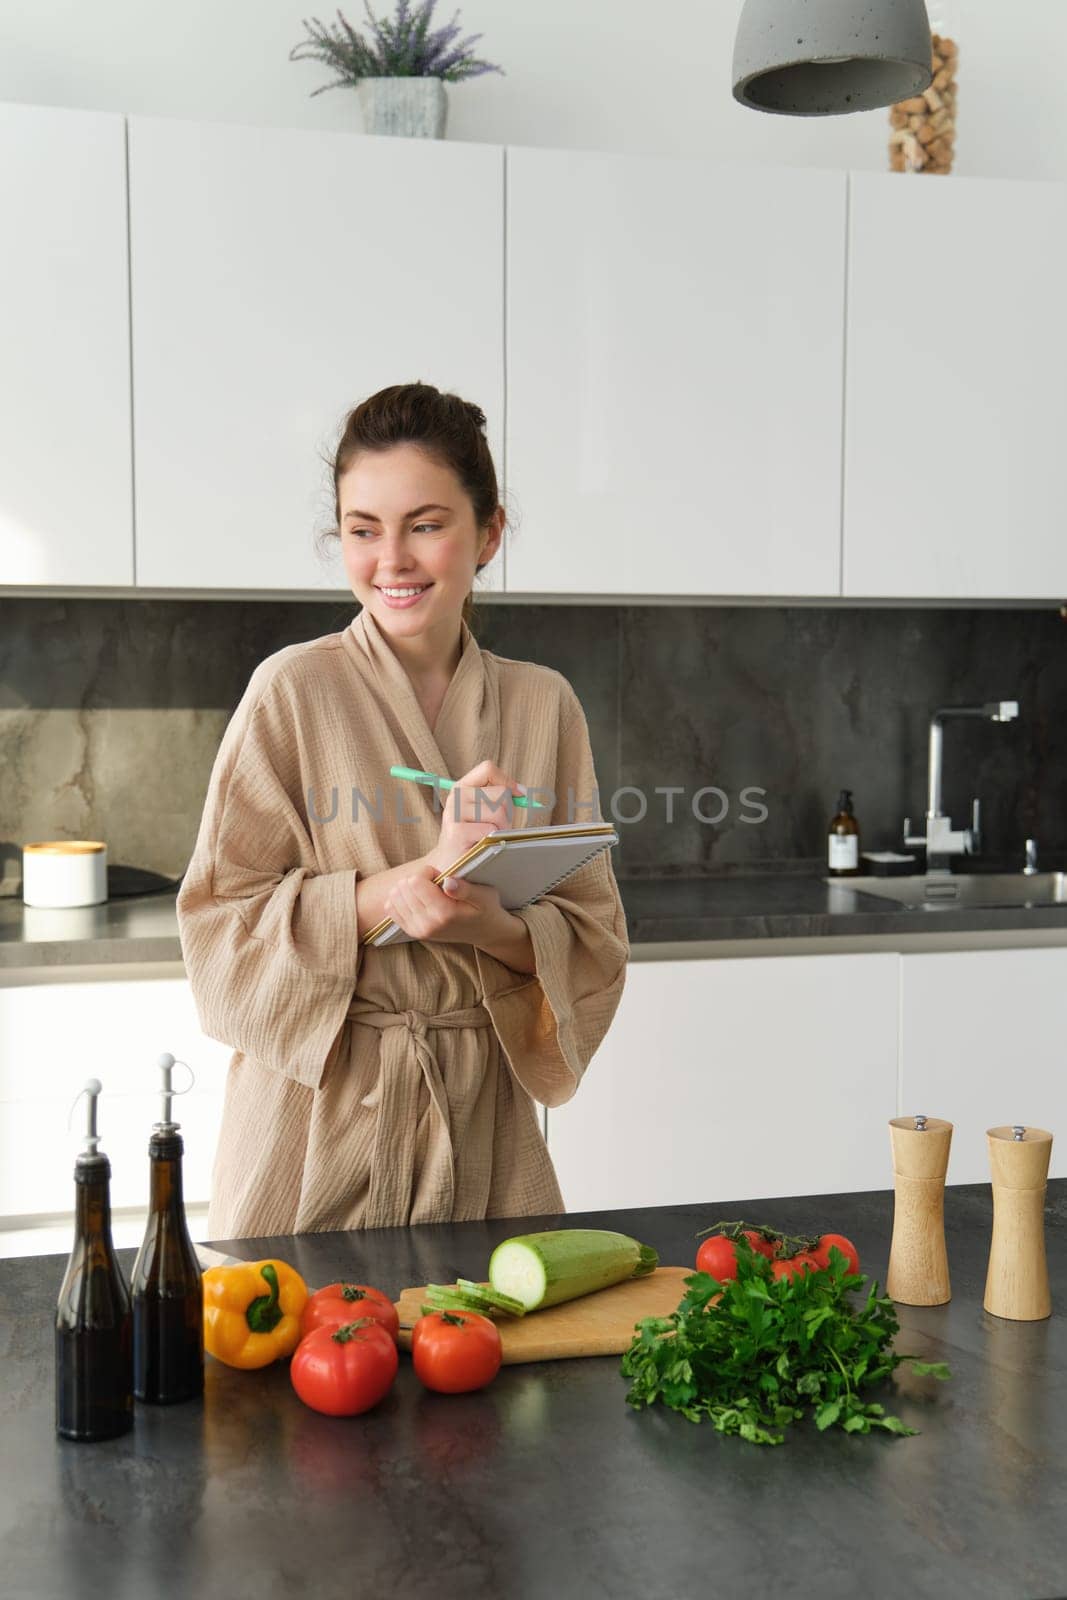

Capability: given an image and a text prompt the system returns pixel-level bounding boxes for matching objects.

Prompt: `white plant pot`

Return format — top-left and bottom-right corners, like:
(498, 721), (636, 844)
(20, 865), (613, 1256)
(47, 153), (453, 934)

(358, 77), (448, 138)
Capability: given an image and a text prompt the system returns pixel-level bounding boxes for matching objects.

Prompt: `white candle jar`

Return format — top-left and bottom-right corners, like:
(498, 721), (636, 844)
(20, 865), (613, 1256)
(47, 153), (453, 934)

(21, 841), (108, 907)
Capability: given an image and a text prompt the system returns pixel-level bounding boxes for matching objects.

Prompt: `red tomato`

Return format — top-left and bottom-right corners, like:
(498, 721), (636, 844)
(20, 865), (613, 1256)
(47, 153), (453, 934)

(741, 1230), (780, 1261)
(411, 1311), (502, 1394)
(301, 1283), (400, 1343)
(695, 1235), (739, 1282)
(771, 1253), (819, 1283)
(811, 1234), (861, 1276)
(290, 1319), (398, 1417)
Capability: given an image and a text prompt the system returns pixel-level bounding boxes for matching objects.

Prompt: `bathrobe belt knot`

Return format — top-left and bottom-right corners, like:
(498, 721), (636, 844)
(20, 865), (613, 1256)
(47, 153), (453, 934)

(347, 999), (493, 1226)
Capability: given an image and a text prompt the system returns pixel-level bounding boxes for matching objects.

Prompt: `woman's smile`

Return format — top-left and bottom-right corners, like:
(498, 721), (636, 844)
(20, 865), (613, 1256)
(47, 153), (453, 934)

(375, 582), (434, 608)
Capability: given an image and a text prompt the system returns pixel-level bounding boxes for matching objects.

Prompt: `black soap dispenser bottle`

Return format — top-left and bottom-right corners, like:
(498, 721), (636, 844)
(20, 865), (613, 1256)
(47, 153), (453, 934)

(55, 1078), (134, 1441)
(130, 1053), (204, 1404)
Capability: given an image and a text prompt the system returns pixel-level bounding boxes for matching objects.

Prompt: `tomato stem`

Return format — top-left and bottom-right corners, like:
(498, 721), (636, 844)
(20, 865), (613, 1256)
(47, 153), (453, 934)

(694, 1218), (822, 1258)
(330, 1318), (376, 1344)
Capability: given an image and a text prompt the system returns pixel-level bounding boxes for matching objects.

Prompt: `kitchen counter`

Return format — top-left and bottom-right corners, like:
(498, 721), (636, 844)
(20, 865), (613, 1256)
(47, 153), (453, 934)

(620, 869), (1067, 948)
(0, 888), (185, 971)
(4, 869), (1067, 971)
(2, 1182), (1065, 1600)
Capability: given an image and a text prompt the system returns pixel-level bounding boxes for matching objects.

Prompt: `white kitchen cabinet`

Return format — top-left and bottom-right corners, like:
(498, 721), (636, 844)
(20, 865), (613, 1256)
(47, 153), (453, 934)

(844, 172), (1067, 599)
(0, 976), (232, 1221)
(0, 103), (133, 586)
(128, 121), (505, 592)
(546, 953), (899, 1212)
(505, 148), (846, 597)
(899, 949), (1067, 1184)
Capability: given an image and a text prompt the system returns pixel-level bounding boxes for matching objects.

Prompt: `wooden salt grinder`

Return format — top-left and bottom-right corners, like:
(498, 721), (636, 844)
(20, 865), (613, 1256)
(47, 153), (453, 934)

(983, 1125), (1053, 1322)
(887, 1114), (953, 1306)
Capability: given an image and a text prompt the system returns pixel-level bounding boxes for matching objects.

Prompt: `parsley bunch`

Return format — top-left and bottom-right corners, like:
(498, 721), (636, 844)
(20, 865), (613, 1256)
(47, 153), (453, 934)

(620, 1241), (949, 1446)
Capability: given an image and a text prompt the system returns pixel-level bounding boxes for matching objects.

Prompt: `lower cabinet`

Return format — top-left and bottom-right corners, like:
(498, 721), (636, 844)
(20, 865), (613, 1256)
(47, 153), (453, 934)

(6, 945), (1063, 1227)
(899, 949), (1067, 1184)
(546, 953), (901, 1212)
(0, 974), (232, 1222)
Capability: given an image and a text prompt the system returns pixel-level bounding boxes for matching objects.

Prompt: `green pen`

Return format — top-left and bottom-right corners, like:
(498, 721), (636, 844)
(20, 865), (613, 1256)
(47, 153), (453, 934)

(390, 764), (546, 808)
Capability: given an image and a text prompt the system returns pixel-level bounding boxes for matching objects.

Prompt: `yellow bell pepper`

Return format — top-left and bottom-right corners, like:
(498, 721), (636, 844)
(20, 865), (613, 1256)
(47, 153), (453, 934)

(203, 1259), (309, 1369)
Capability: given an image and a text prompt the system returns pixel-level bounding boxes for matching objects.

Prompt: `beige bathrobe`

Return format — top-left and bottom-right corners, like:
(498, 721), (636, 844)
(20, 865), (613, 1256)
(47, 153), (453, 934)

(176, 606), (629, 1239)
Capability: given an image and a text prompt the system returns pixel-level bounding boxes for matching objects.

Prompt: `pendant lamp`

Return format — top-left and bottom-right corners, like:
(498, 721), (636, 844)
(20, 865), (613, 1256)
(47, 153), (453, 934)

(733, 0), (933, 115)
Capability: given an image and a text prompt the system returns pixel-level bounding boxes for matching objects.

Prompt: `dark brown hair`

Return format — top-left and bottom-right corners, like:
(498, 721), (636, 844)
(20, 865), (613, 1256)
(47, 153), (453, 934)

(325, 381), (504, 633)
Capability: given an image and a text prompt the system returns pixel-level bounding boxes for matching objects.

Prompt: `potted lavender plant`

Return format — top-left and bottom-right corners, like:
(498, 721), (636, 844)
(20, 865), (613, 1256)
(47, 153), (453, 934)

(290, 1), (504, 139)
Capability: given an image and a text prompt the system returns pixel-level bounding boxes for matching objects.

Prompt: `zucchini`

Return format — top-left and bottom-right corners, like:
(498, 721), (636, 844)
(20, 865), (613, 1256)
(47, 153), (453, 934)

(423, 1284), (494, 1315)
(421, 1282), (525, 1319)
(454, 1279), (526, 1318)
(487, 1228), (659, 1312)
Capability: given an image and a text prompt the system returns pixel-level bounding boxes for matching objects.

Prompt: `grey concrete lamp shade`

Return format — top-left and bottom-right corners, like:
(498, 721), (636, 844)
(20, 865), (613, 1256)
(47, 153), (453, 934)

(733, 0), (933, 115)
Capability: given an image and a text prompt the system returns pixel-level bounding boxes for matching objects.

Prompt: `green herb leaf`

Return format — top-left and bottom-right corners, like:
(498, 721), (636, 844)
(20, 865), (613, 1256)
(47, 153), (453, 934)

(907, 1360), (952, 1379)
(620, 1236), (951, 1447)
(815, 1399), (843, 1431)
(875, 1415), (918, 1436)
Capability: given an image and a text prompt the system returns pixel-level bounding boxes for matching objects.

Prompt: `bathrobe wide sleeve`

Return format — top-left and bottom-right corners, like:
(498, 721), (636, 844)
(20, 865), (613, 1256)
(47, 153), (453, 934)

(176, 673), (361, 1091)
(474, 689), (629, 1108)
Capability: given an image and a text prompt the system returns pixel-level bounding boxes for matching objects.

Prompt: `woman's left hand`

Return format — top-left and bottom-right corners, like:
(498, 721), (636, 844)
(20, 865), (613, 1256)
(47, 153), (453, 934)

(382, 860), (517, 950)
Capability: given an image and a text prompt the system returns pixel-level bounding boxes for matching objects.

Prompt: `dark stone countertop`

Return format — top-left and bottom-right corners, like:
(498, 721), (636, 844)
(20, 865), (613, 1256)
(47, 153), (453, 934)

(2, 1184), (1066, 1600)
(4, 861), (1067, 970)
(619, 867), (1067, 945)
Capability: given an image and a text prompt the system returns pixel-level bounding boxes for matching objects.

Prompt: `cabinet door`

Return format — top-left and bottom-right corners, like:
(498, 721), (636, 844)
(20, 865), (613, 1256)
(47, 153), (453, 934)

(546, 953), (899, 1212)
(0, 104), (133, 586)
(0, 976), (232, 1220)
(844, 172), (1067, 599)
(129, 121), (504, 592)
(505, 149), (846, 597)
(900, 949), (1067, 1183)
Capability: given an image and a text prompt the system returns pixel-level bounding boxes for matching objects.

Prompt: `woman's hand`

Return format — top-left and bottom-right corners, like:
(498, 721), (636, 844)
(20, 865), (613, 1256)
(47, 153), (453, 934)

(381, 859), (519, 952)
(425, 759), (526, 874)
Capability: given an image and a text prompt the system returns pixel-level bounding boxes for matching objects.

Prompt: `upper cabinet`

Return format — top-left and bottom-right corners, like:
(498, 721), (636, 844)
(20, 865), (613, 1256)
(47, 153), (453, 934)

(5, 101), (1067, 602)
(504, 148), (846, 597)
(128, 120), (505, 592)
(0, 104), (133, 586)
(844, 172), (1067, 600)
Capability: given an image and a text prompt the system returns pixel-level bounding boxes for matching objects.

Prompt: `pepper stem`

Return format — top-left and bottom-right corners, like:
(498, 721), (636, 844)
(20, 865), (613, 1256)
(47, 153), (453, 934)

(246, 1263), (284, 1334)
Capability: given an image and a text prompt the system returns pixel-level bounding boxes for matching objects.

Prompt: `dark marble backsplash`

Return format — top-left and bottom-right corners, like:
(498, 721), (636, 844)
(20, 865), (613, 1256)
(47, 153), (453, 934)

(1, 595), (1065, 894)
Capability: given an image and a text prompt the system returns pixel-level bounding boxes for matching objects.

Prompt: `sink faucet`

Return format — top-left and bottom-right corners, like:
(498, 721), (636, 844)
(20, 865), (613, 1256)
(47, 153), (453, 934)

(903, 701), (1019, 874)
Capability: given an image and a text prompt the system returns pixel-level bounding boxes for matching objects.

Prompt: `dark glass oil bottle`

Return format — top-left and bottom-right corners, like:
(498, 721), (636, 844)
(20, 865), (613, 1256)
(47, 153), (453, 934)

(55, 1079), (134, 1442)
(131, 1053), (204, 1404)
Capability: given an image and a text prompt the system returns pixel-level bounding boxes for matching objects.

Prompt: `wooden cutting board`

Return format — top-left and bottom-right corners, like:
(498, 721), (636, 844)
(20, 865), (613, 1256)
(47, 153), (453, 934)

(392, 1266), (693, 1363)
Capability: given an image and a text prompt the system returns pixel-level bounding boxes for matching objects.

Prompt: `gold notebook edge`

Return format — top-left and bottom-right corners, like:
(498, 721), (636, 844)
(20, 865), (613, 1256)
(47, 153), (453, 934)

(362, 825), (618, 947)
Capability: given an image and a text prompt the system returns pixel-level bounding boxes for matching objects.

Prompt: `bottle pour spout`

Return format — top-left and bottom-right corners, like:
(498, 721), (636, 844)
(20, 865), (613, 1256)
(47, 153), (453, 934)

(153, 1052), (194, 1135)
(66, 1077), (105, 1162)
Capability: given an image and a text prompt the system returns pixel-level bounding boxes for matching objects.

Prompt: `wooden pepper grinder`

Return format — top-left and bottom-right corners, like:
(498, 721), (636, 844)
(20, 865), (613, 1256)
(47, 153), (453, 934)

(887, 1114), (953, 1306)
(984, 1124), (1053, 1322)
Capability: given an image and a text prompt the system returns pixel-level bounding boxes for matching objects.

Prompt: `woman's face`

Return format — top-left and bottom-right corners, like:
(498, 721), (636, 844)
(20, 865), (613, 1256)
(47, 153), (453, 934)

(338, 444), (502, 643)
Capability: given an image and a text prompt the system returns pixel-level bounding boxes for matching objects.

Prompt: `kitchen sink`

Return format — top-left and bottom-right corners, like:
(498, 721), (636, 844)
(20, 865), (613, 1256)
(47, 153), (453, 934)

(833, 871), (1067, 910)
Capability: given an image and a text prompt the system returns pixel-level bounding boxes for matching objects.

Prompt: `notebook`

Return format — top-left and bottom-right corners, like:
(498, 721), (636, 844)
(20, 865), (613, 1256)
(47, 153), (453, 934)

(362, 821), (619, 948)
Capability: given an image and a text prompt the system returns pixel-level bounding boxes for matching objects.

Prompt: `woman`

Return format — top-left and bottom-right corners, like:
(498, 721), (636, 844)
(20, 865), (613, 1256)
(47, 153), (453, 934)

(177, 382), (629, 1238)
